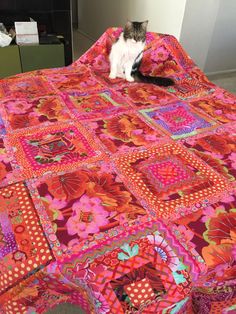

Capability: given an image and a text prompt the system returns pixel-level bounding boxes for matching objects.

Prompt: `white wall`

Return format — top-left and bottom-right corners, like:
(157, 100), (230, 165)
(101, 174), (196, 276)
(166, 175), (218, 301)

(142, 0), (187, 39)
(77, 0), (236, 73)
(77, 0), (187, 40)
(180, 0), (236, 73)
(180, 0), (220, 70)
(204, 0), (236, 73)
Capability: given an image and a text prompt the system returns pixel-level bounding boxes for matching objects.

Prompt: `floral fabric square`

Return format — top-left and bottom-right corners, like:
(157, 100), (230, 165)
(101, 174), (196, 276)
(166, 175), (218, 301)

(182, 125), (236, 182)
(8, 122), (105, 179)
(161, 34), (195, 70)
(115, 84), (176, 108)
(86, 112), (165, 153)
(140, 101), (217, 139)
(0, 182), (53, 294)
(48, 66), (104, 94)
(173, 194), (236, 286)
(190, 90), (236, 123)
(35, 164), (146, 253)
(0, 76), (55, 99)
(66, 90), (129, 120)
(0, 96), (71, 131)
(114, 143), (229, 219)
(139, 40), (185, 78)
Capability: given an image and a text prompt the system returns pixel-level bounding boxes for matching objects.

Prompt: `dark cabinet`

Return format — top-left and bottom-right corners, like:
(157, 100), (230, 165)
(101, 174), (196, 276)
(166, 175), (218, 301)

(0, 0), (72, 65)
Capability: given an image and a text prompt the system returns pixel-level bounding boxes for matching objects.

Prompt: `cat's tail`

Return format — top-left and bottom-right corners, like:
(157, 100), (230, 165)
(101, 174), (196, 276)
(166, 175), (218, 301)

(132, 70), (174, 87)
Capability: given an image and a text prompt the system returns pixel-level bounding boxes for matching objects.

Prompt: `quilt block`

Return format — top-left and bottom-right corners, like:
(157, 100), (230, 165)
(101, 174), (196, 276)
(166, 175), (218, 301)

(114, 143), (229, 219)
(0, 27), (235, 314)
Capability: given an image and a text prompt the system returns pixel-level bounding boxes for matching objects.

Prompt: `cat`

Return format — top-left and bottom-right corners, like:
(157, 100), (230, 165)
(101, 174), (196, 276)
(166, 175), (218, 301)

(109, 20), (174, 86)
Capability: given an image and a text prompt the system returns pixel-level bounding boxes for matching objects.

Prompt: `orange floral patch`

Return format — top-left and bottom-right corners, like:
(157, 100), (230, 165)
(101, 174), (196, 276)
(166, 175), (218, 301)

(115, 84), (176, 108)
(0, 96), (71, 131)
(190, 93), (236, 123)
(87, 112), (165, 153)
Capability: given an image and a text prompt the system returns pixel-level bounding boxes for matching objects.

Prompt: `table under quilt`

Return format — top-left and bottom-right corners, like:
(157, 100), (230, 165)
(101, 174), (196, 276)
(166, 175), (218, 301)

(0, 28), (235, 314)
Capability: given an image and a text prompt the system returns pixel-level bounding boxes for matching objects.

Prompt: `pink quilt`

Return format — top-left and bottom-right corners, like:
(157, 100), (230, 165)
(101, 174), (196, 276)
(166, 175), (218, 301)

(0, 28), (235, 314)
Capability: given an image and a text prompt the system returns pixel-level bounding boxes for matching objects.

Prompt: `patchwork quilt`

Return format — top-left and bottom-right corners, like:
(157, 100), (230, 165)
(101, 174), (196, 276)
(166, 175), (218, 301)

(0, 28), (235, 314)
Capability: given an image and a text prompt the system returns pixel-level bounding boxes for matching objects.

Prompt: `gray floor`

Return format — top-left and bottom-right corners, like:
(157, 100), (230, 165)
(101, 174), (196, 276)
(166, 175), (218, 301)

(207, 71), (236, 94)
(45, 31), (236, 314)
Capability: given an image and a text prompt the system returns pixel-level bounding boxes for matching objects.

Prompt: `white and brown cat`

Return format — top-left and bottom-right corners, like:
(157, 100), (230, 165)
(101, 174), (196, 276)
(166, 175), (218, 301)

(109, 20), (174, 86)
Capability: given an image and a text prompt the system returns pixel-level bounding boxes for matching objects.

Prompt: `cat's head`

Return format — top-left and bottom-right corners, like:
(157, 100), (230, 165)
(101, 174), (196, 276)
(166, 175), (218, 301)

(123, 20), (148, 42)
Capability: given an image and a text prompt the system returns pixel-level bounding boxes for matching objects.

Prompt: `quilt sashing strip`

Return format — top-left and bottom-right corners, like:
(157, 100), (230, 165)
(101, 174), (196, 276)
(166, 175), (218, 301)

(0, 135), (23, 188)
(25, 178), (63, 259)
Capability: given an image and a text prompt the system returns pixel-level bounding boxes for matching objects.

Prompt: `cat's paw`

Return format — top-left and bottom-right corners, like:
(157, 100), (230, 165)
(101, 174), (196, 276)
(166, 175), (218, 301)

(126, 76), (134, 82)
(117, 72), (126, 79)
(109, 73), (117, 79)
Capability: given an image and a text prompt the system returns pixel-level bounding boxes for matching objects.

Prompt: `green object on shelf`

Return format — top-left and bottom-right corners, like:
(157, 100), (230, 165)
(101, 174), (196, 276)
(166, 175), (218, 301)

(0, 45), (22, 79)
(19, 44), (65, 72)
(0, 44), (65, 79)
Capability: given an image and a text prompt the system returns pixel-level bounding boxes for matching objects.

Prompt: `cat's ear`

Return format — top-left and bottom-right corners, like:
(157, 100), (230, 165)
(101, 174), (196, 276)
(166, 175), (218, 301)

(125, 20), (132, 29)
(141, 20), (148, 30)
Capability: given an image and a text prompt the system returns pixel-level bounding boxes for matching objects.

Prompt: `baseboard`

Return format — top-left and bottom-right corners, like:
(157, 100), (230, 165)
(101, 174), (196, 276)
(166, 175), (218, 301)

(206, 68), (236, 76)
